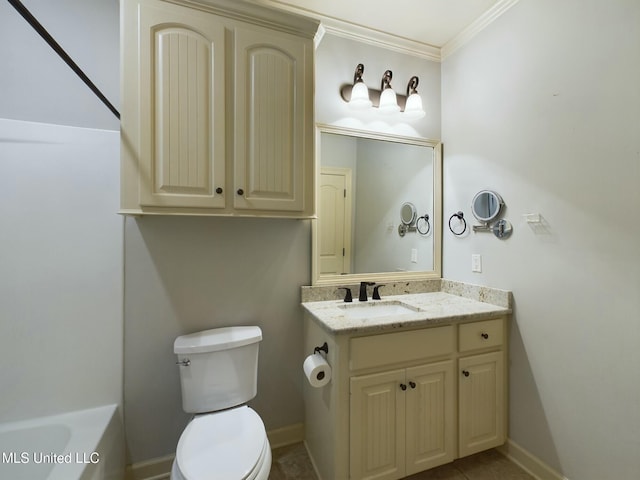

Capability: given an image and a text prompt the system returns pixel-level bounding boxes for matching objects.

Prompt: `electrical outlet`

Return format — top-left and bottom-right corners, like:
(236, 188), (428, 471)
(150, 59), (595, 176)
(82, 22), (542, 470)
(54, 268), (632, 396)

(471, 254), (482, 273)
(411, 248), (418, 263)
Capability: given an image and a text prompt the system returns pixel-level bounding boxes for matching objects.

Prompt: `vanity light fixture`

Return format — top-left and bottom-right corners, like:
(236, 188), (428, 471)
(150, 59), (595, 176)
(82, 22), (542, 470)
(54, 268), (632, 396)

(378, 70), (400, 114)
(339, 64), (424, 119)
(404, 76), (426, 119)
(347, 63), (372, 110)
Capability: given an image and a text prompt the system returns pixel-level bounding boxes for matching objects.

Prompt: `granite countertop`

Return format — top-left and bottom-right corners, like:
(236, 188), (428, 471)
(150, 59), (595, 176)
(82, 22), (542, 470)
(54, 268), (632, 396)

(302, 291), (511, 335)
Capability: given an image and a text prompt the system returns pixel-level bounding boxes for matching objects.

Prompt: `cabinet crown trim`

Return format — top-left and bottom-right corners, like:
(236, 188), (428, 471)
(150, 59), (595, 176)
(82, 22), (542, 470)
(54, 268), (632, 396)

(163, 0), (320, 38)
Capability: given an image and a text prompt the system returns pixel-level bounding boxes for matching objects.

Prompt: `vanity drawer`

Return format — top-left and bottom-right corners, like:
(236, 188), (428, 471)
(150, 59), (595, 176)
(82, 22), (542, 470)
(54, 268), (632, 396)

(350, 325), (454, 371)
(459, 318), (504, 352)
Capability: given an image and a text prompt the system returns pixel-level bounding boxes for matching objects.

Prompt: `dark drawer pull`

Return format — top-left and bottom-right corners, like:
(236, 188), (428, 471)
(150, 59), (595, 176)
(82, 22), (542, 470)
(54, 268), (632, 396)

(481, 333), (489, 339)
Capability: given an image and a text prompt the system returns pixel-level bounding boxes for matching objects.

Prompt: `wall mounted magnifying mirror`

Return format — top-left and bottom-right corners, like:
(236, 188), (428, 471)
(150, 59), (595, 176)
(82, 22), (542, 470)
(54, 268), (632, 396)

(312, 124), (442, 285)
(471, 190), (512, 239)
(400, 202), (417, 225)
(398, 203), (431, 237)
(471, 190), (503, 224)
(398, 202), (417, 237)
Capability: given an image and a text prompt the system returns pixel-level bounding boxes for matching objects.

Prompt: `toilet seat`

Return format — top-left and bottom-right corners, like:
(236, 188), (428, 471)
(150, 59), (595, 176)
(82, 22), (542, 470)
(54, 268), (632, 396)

(173, 406), (271, 480)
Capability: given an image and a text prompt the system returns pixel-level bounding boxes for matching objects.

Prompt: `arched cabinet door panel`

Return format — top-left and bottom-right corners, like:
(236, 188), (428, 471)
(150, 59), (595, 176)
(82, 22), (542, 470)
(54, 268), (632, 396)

(138, 1), (226, 209)
(233, 26), (313, 213)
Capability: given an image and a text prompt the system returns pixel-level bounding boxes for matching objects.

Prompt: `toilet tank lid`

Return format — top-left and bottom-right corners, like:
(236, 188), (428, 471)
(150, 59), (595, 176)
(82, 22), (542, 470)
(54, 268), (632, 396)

(174, 326), (262, 354)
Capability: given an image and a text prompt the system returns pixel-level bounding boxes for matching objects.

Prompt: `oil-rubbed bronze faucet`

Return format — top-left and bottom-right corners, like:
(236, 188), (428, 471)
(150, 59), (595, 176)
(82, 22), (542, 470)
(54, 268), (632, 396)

(338, 287), (353, 302)
(359, 282), (375, 301)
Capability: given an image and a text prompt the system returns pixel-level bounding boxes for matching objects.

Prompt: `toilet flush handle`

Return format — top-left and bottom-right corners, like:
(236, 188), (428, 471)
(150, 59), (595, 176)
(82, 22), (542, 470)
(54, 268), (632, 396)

(176, 359), (191, 367)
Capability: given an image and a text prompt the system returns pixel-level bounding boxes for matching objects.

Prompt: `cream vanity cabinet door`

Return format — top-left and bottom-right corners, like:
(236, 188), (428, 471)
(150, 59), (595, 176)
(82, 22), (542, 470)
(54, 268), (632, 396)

(134, 0), (226, 209)
(405, 361), (456, 475)
(350, 369), (406, 480)
(458, 318), (506, 457)
(232, 25), (313, 214)
(349, 361), (455, 480)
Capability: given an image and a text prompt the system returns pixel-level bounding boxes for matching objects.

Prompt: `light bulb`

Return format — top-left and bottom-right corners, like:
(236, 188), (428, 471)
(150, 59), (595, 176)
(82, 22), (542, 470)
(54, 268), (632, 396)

(378, 88), (400, 114)
(348, 81), (372, 110)
(404, 92), (425, 119)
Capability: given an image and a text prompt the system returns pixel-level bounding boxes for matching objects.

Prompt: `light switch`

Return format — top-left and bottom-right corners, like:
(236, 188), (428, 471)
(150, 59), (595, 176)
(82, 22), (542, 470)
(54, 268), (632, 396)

(471, 254), (482, 273)
(411, 248), (418, 263)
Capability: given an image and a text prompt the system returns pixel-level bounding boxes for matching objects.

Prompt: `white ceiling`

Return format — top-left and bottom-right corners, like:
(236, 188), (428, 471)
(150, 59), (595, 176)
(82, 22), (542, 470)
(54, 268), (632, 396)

(250, 0), (518, 60)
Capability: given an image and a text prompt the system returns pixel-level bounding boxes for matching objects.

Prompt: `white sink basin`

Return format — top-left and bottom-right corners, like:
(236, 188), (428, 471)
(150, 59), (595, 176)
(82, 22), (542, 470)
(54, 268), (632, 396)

(338, 301), (419, 319)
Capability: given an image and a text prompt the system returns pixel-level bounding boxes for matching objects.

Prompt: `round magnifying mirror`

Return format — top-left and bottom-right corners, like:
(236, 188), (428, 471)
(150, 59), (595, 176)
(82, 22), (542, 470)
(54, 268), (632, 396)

(471, 190), (504, 223)
(400, 202), (417, 225)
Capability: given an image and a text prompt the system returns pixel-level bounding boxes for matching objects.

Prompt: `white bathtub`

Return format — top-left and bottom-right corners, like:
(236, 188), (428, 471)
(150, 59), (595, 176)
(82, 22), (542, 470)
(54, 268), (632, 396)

(0, 404), (124, 480)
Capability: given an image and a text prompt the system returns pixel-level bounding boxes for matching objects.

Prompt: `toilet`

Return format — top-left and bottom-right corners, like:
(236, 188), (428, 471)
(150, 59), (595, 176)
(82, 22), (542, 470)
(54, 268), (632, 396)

(171, 326), (271, 480)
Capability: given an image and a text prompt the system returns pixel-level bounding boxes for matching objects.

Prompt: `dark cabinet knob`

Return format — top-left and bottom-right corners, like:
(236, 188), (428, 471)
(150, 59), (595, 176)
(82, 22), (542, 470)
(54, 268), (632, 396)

(481, 333), (489, 339)
(215, 187), (223, 194)
(237, 188), (244, 196)
(462, 370), (470, 377)
(409, 381), (416, 389)
(400, 383), (407, 391)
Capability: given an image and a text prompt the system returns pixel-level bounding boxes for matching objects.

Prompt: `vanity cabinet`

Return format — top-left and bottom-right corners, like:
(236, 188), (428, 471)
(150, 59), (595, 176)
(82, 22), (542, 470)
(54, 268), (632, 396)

(120, 0), (316, 217)
(303, 313), (508, 480)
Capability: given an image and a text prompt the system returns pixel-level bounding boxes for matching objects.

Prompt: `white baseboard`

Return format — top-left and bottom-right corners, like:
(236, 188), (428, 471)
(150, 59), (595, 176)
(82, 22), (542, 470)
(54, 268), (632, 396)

(498, 439), (569, 480)
(303, 440), (324, 480)
(267, 422), (305, 449)
(125, 454), (173, 480)
(125, 423), (305, 480)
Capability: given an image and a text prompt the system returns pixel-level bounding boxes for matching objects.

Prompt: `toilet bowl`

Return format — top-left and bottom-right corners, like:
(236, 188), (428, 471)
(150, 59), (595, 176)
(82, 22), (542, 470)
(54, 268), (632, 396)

(170, 407), (271, 480)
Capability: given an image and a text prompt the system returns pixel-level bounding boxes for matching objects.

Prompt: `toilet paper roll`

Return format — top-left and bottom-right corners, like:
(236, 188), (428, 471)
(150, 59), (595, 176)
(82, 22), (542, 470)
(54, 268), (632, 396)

(303, 353), (332, 388)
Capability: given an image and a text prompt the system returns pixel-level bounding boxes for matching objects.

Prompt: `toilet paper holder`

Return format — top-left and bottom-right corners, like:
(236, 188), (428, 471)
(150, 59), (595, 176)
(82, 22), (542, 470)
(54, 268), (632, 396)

(313, 342), (329, 355)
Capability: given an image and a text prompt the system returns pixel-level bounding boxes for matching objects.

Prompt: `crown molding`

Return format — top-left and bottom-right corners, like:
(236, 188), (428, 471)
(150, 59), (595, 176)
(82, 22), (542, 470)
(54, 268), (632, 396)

(441, 0), (521, 59)
(249, 0), (441, 61)
(320, 19), (441, 62)
(247, 0), (521, 62)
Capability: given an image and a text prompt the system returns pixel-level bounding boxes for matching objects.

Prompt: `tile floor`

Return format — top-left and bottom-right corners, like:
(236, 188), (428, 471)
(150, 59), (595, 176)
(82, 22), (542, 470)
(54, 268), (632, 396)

(269, 443), (535, 480)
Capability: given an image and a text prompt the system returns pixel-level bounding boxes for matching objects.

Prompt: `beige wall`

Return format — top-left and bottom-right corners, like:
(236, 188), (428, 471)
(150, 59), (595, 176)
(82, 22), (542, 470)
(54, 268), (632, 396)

(442, 1), (640, 478)
(123, 216), (311, 462)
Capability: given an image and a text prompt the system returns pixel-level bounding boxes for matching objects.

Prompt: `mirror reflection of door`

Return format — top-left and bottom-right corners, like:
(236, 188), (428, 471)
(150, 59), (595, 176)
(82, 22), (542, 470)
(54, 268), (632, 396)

(319, 167), (352, 275)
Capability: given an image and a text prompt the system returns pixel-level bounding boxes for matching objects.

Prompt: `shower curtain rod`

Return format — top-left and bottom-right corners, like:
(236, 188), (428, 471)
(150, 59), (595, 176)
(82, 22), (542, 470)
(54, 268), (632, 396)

(7, 0), (120, 120)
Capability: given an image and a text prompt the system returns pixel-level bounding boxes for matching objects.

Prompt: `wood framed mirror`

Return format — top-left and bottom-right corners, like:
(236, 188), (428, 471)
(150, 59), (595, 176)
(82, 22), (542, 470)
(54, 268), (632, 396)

(312, 124), (442, 286)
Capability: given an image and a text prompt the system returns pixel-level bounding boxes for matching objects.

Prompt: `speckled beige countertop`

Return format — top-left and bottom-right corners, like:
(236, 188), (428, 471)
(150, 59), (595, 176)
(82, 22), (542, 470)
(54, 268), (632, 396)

(301, 280), (511, 335)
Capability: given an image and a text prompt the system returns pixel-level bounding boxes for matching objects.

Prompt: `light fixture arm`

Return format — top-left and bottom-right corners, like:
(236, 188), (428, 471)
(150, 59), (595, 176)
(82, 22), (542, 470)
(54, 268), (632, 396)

(406, 76), (419, 96)
(353, 63), (365, 84)
(380, 70), (393, 90)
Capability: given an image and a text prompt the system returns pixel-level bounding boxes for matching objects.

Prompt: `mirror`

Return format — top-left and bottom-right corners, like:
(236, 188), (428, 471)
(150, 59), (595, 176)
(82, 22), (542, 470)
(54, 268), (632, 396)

(400, 202), (417, 225)
(312, 124), (442, 285)
(471, 190), (504, 224)
(470, 189), (513, 239)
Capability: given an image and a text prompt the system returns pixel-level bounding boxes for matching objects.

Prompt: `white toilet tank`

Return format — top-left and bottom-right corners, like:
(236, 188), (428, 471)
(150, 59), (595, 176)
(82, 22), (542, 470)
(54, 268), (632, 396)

(174, 326), (262, 413)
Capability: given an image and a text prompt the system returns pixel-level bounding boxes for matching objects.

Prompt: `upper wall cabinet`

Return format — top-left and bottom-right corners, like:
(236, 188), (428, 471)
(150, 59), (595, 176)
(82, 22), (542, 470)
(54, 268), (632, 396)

(120, 0), (318, 217)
